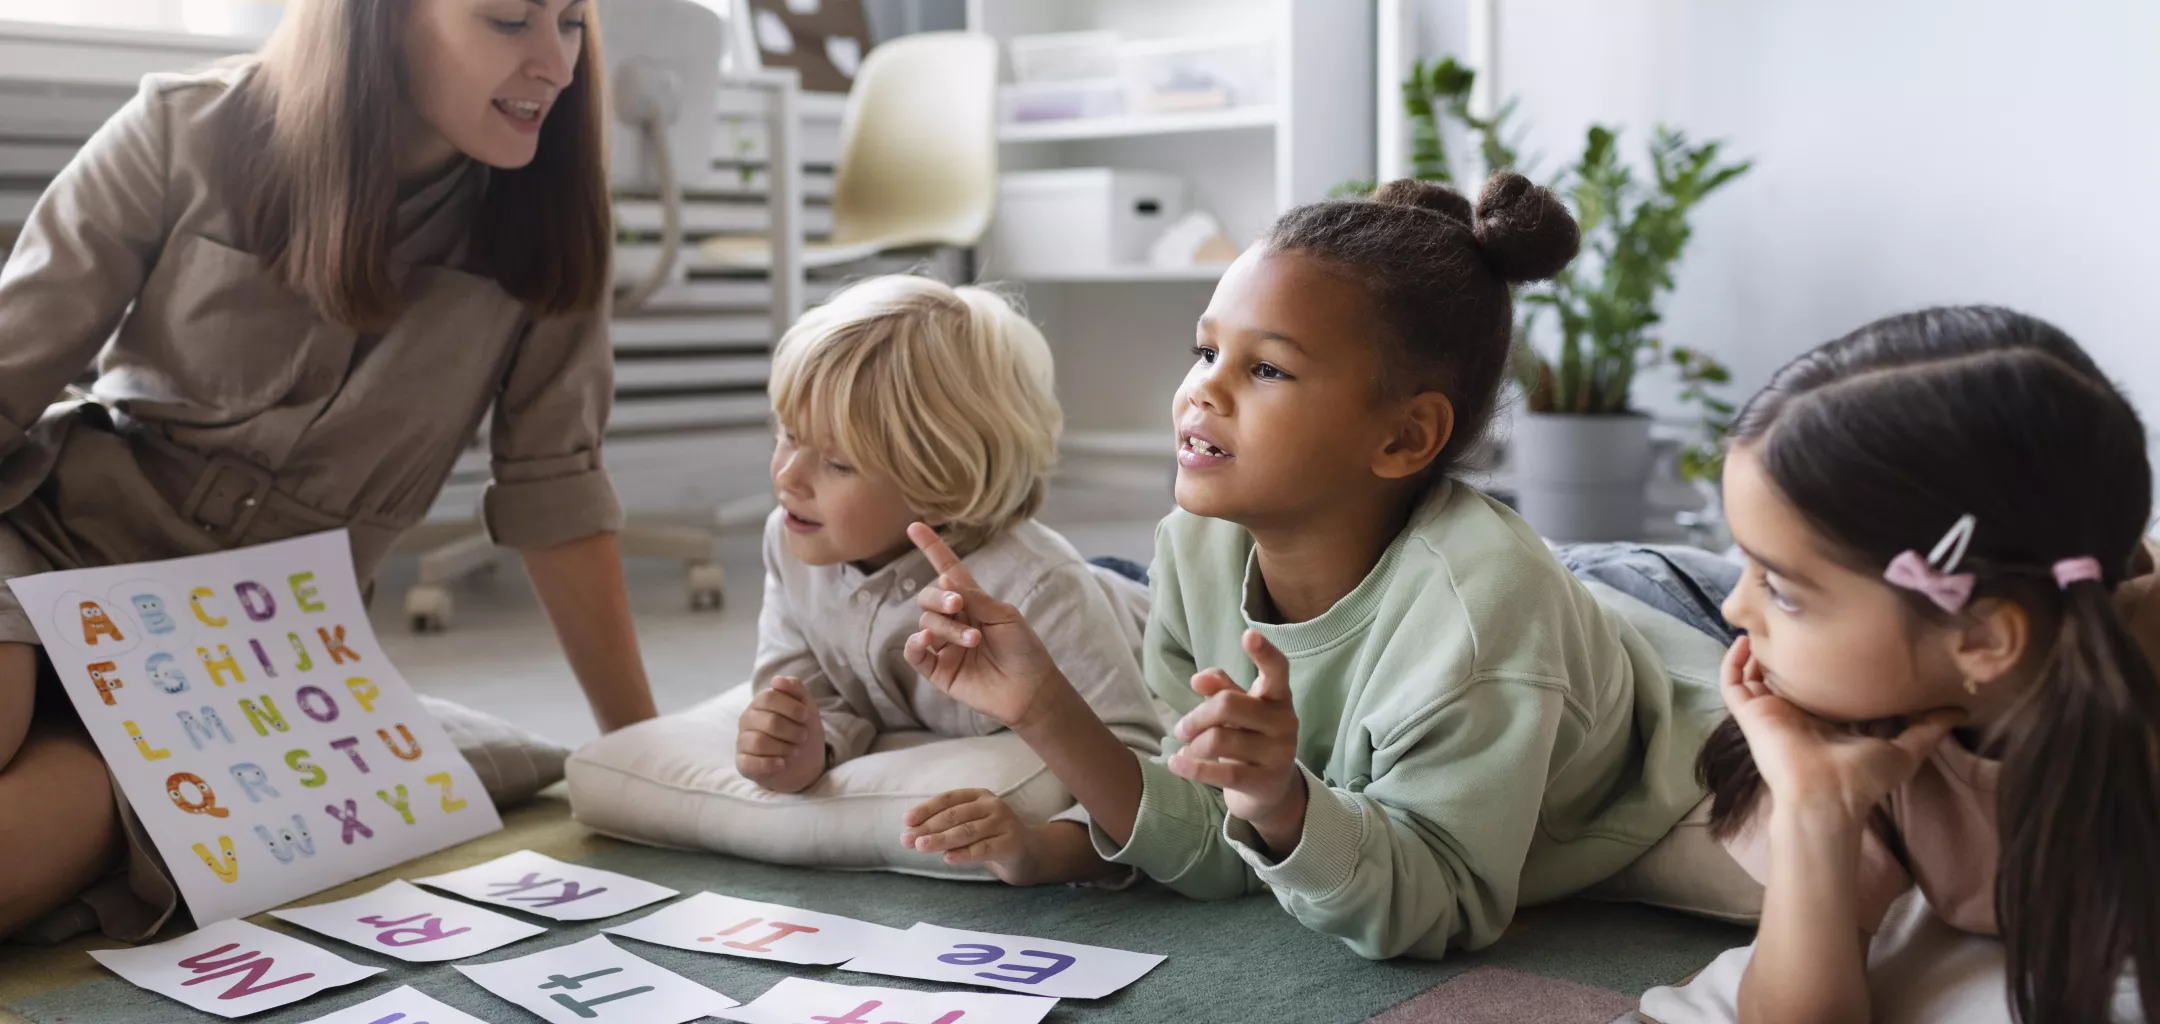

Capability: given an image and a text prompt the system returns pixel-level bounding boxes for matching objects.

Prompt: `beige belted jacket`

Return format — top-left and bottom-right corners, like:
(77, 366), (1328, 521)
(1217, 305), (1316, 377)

(0, 64), (623, 646)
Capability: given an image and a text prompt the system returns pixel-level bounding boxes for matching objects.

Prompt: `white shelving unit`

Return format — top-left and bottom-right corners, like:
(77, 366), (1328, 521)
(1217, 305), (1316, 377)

(964, 0), (1374, 482)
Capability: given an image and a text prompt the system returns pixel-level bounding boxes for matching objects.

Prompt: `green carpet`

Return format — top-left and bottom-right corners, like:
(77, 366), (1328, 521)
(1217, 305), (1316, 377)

(2, 834), (1748, 1024)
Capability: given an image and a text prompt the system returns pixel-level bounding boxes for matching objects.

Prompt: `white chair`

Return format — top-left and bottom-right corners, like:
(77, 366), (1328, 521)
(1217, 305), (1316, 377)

(696, 31), (998, 271)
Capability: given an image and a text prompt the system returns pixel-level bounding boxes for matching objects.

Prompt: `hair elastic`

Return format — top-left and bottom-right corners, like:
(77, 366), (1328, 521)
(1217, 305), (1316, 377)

(2051, 557), (2104, 589)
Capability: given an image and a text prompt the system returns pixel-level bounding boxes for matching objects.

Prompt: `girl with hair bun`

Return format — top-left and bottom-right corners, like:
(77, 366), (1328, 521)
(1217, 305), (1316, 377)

(890, 174), (1734, 961)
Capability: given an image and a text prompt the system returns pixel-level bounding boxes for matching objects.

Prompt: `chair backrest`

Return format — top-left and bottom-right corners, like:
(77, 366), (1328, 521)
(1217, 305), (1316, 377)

(829, 32), (999, 249)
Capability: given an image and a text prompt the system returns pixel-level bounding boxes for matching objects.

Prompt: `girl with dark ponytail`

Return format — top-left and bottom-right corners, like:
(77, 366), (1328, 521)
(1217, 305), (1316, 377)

(1665, 306), (2159, 1022)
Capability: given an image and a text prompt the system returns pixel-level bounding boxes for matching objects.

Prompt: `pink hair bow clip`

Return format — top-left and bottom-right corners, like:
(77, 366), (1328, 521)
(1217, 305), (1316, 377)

(1884, 514), (1978, 614)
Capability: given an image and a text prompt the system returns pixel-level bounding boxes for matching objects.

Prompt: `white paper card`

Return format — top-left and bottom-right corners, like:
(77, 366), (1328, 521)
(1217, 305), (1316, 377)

(453, 935), (737, 1024)
(296, 985), (493, 1024)
(415, 849), (679, 921)
(269, 879), (546, 962)
(605, 891), (906, 966)
(841, 922), (1165, 1000)
(719, 977), (1057, 1024)
(87, 918), (383, 1019)
(5, 532), (501, 924)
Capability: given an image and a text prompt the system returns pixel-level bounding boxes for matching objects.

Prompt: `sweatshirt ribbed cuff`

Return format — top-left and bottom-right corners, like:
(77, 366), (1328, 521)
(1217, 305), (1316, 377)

(1088, 754), (1216, 882)
(1225, 762), (1366, 901)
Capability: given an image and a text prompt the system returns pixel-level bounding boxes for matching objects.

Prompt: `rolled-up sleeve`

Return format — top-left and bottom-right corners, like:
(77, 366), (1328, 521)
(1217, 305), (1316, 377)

(0, 76), (172, 457)
(481, 300), (624, 548)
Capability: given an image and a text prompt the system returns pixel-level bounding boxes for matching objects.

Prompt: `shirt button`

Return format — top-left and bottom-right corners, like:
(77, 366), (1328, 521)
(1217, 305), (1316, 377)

(902, 579), (919, 594)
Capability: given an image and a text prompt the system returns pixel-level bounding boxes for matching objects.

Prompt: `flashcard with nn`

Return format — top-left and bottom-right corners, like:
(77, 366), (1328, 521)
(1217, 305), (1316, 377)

(415, 849), (679, 921)
(88, 918), (383, 1019)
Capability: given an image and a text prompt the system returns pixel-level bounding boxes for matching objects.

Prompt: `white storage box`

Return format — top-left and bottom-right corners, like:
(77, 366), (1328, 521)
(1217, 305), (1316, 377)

(1008, 31), (1123, 83)
(1122, 35), (1274, 113)
(999, 79), (1125, 124)
(990, 169), (1189, 277)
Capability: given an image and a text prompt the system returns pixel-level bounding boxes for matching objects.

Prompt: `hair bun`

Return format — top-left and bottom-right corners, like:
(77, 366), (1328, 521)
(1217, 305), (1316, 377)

(1369, 178), (1473, 226)
(1472, 172), (1580, 283)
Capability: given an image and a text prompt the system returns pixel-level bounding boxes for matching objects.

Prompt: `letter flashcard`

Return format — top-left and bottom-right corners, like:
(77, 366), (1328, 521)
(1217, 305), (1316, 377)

(269, 879), (546, 962)
(718, 977), (1057, 1024)
(840, 922), (1166, 1000)
(453, 935), (737, 1024)
(605, 891), (907, 966)
(415, 849), (679, 922)
(296, 985), (492, 1024)
(87, 918), (383, 1019)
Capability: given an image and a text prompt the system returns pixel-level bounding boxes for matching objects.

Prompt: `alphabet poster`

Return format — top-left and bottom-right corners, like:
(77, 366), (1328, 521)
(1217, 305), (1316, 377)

(87, 918), (382, 1018)
(6, 531), (501, 925)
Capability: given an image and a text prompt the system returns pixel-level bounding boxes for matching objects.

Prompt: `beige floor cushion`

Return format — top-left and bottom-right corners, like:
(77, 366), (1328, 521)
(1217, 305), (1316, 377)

(564, 684), (1075, 880)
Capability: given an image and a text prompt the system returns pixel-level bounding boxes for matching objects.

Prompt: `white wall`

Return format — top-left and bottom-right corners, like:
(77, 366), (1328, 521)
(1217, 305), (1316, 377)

(1425, 0), (2160, 419)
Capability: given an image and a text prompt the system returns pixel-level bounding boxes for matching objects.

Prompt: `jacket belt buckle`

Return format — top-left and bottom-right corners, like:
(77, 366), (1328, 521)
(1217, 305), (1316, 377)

(181, 455), (276, 545)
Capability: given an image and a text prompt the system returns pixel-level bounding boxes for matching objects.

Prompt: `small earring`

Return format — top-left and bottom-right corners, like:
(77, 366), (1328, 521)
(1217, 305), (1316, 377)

(1963, 677), (1983, 695)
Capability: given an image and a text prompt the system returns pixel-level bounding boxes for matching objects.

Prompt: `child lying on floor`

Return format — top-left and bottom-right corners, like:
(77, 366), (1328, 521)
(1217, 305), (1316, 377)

(738, 275), (1163, 882)
(893, 175), (1733, 959)
(1639, 306), (2158, 1024)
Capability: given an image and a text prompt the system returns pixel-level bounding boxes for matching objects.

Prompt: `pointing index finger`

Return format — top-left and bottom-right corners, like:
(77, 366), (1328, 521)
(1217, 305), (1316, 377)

(908, 522), (977, 588)
(1243, 629), (1293, 703)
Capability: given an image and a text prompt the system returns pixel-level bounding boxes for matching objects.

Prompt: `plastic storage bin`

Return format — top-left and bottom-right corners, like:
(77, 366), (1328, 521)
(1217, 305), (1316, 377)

(999, 79), (1126, 124)
(1008, 31), (1123, 83)
(1122, 35), (1274, 113)
(990, 169), (1189, 277)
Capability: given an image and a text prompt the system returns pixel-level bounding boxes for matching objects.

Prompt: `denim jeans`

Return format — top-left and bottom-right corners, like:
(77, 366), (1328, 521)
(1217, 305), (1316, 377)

(1556, 543), (1741, 645)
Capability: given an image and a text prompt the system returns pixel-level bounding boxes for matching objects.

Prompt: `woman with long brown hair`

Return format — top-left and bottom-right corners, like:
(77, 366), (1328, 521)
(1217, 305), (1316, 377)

(0, 0), (657, 940)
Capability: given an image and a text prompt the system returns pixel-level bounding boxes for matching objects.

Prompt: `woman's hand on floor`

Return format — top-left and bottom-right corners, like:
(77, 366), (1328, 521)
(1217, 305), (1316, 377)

(736, 676), (828, 794)
(1170, 629), (1309, 855)
(901, 788), (1054, 885)
(904, 523), (1069, 731)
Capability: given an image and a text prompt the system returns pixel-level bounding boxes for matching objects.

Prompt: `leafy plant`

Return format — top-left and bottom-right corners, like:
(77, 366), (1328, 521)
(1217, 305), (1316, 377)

(1515, 126), (1749, 425)
(1331, 57), (1524, 197)
(1346, 57), (1750, 483)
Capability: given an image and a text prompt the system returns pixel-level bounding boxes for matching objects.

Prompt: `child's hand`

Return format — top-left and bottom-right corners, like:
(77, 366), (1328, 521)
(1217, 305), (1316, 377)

(900, 789), (1050, 885)
(735, 676), (828, 794)
(903, 523), (1065, 729)
(1720, 635), (1963, 829)
(1169, 629), (1308, 854)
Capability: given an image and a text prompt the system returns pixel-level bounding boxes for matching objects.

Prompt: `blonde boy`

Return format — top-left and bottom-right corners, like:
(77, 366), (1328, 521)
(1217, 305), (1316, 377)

(741, 275), (1161, 884)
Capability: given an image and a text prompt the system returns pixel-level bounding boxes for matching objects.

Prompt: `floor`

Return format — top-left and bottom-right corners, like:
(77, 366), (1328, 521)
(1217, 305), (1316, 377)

(369, 480), (1169, 748)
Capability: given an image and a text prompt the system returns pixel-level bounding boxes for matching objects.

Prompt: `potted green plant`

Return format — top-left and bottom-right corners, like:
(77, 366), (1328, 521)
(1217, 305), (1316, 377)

(1385, 59), (1748, 541)
(1510, 124), (1748, 540)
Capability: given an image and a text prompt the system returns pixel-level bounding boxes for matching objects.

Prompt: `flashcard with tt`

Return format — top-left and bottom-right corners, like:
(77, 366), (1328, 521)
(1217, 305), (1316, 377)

(414, 849), (678, 921)
(719, 976), (1057, 1024)
(270, 879), (546, 962)
(297, 985), (492, 1024)
(842, 922), (1165, 1000)
(606, 891), (906, 966)
(453, 935), (737, 1024)
(87, 918), (383, 1019)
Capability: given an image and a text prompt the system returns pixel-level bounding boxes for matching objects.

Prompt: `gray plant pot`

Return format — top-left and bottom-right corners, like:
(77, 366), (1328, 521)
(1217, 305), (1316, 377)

(1511, 412), (1655, 542)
